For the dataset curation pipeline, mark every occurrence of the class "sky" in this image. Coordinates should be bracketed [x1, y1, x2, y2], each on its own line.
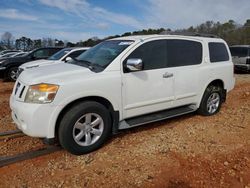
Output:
[0, 0, 249, 42]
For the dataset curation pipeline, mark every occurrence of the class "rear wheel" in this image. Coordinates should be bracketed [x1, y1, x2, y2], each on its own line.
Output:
[58, 101, 112, 155]
[198, 85, 223, 116]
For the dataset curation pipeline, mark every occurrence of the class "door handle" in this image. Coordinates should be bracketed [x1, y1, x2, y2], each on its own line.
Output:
[163, 72, 173, 78]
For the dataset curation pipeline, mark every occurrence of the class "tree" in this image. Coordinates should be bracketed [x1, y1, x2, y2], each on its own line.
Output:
[33, 39, 42, 49]
[66, 42, 75, 47]
[42, 38, 54, 47]
[47, 38, 54, 47]
[1, 32, 14, 49]
[15, 36, 33, 51]
[55, 39, 64, 47]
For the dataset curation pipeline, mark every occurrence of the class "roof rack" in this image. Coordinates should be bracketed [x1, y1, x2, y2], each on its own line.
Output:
[160, 31, 219, 38]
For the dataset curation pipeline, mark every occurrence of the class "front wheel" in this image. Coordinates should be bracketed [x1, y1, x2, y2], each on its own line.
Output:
[197, 85, 223, 116]
[58, 101, 112, 155]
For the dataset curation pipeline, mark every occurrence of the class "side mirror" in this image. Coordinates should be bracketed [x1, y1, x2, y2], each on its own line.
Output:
[65, 57, 72, 62]
[125, 58, 143, 72]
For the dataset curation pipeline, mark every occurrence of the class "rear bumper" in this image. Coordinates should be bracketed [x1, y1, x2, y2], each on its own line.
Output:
[235, 64, 250, 72]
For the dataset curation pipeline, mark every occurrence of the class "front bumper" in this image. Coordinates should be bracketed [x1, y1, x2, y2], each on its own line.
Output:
[234, 64, 250, 72]
[10, 95, 58, 138]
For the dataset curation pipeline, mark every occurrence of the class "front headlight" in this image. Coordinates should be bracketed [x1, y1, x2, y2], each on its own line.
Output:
[25, 83, 59, 104]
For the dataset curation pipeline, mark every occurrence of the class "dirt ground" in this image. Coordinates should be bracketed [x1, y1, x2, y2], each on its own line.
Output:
[0, 74, 250, 188]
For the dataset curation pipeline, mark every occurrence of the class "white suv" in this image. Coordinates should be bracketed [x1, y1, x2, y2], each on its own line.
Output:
[10, 34, 235, 155]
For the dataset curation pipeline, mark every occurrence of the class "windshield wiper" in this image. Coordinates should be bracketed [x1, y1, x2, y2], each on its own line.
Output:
[71, 58, 105, 72]
[71, 58, 94, 71]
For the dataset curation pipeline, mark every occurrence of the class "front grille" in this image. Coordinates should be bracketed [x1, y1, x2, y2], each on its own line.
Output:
[15, 82, 20, 95]
[19, 86, 26, 98]
[14, 81, 27, 100]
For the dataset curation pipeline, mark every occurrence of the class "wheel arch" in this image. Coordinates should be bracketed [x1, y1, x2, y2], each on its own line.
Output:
[54, 96, 119, 139]
[198, 79, 226, 108]
[207, 79, 225, 89]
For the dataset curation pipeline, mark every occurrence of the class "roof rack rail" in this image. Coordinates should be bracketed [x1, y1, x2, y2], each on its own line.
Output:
[160, 31, 219, 38]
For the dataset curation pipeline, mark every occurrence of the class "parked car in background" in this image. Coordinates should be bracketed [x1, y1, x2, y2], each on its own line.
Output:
[10, 34, 235, 155]
[11, 52, 28, 57]
[0, 52, 19, 58]
[0, 50, 21, 56]
[0, 47, 63, 81]
[230, 45, 250, 72]
[19, 47, 90, 72]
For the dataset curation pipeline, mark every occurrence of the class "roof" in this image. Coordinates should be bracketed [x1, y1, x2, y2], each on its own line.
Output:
[109, 35, 158, 41]
[109, 34, 224, 43]
[230, 45, 250, 48]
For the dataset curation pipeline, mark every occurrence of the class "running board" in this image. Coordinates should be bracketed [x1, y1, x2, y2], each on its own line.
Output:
[118, 105, 196, 130]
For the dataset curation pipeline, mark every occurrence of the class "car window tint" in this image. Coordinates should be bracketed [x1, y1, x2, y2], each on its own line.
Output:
[33, 49, 50, 58]
[209, 42, 229, 62]
[49, 49, 61, 56]
[126, 40, 167, 71]
[166, 40, 202, 67]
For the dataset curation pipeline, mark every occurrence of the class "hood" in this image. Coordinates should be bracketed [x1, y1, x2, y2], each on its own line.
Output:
[20, 59, 56, 69]
[5, 56, 28, 63]
[18, 62, 94, 85]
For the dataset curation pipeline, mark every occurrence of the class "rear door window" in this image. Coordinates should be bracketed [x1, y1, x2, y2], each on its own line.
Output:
[209, 42, 229, 62]
[166, 39, 202, 67]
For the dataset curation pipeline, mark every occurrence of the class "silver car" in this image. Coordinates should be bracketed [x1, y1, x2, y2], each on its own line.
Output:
[230, 45, 250, 72]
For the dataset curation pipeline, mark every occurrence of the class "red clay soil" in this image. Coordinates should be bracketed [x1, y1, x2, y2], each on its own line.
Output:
[0, 74, 250, 188]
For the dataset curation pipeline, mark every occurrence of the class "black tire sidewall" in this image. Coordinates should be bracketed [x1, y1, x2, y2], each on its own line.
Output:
[198, 85, 223, 116]
[58, 101, 112, 155]
[7, 67, 18, 81]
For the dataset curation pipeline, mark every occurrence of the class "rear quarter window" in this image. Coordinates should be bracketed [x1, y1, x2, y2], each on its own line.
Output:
[166, 39, 202, 67]
[209, 42, 229, 62]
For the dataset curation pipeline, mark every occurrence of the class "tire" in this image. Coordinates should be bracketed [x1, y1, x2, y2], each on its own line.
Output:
[7, 67, 19, 81]
[58, 101, 112, 155]
[197, 85, 223, 116]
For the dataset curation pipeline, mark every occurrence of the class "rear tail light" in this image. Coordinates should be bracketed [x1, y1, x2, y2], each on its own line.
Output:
[246, 58, 250, 65]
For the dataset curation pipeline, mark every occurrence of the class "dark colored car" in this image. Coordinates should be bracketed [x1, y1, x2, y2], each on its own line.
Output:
[0, 47, 63, 81]
[0, 50, 21, 55]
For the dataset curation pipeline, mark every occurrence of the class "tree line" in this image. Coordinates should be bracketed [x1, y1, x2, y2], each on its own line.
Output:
[0, 19, 249, 51]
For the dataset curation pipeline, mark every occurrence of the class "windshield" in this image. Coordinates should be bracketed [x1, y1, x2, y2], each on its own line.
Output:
[48, 48, 71, 60]
[69, 40, 133, 70]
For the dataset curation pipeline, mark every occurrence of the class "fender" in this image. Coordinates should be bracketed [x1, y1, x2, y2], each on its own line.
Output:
[46, 91, 121, 138]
